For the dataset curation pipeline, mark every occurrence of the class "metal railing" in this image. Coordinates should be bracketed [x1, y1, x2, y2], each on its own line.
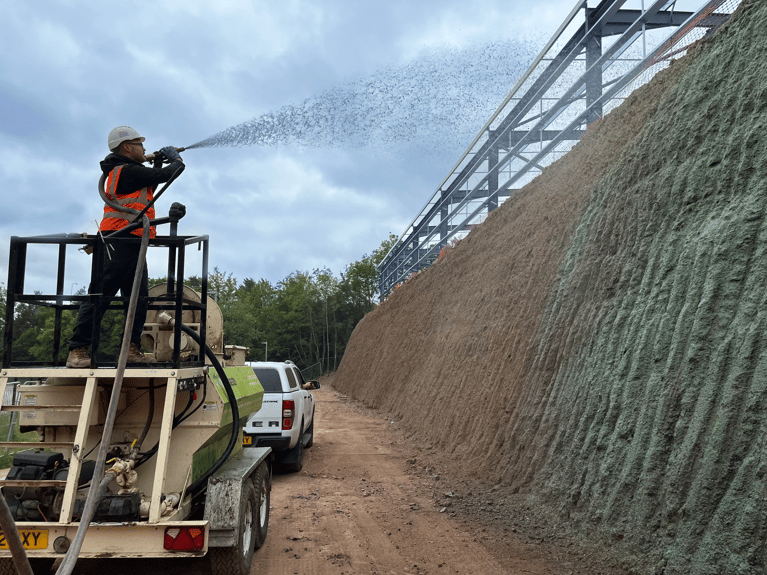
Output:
[1, 382, 18, 448]
[3, 232, 210, 369]
[378, 0, 742, 296]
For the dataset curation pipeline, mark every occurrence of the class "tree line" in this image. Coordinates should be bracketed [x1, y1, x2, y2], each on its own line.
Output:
[0, 235, 397, 376]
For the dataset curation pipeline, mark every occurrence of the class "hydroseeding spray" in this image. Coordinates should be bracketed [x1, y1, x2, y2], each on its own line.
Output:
[185, 39, 538, 154]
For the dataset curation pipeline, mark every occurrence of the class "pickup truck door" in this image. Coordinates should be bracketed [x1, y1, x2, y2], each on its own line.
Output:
[292, 367, 314, 426]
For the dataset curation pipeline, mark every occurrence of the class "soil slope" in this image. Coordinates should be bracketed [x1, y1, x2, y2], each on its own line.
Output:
[333, 2, 767, 573]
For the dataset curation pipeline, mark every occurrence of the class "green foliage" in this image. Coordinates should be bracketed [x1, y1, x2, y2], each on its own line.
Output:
[29, 307, 76, 363]
[0, 415, 39, 468]
[1, 235, 396, 376]
[373, 233, 399, 266]
[341, 233, 398, 306]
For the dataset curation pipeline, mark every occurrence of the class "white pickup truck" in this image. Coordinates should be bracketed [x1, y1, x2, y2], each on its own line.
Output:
[242, 361, 319, 471]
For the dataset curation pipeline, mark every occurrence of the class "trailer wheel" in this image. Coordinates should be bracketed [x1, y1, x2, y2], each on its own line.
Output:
[252, 461, 270, 549]
[209, 480, 257, 575]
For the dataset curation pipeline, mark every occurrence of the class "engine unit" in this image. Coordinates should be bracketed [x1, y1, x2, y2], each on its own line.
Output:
[3, 449, 95, 522]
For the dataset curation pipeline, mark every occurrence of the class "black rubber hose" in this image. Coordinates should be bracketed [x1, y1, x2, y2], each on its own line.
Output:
[178, 390, 195, 422]
[130, 163, 185, 221]
[135, 375, 208, 468]
[136, 378, 155, 449]
[135, 389, 194, 468]
[176, 374, 207, 426]
[176, 323, 240, 497]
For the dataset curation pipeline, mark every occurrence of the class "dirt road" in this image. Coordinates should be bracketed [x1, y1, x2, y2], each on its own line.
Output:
[249, 385, 583, 575]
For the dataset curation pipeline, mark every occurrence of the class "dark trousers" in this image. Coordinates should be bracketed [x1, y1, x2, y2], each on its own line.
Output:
[69, 242, 149, 351]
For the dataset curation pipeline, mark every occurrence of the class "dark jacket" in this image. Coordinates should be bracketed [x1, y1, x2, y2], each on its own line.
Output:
[100, 153, 184, 194]
[99, 153, 185, 237]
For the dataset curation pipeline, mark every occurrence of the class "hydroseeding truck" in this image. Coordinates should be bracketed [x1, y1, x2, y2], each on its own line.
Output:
[0, 224, 270, 575]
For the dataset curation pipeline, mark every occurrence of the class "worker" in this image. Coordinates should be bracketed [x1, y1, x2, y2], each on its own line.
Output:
[66, 126, 186, 369]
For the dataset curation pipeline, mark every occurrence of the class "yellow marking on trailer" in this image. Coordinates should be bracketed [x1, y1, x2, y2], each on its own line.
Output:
[0, 530, 48, 550]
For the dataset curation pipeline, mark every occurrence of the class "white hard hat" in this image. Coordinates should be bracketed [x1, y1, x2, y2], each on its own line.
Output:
[108, 126, 145, 151]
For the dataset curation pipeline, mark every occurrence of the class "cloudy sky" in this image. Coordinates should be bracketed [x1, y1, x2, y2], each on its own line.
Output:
[1, 0, 583, 295]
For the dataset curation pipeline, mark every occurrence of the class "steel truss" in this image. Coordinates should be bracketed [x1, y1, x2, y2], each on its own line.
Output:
[378, 0, 742, 296]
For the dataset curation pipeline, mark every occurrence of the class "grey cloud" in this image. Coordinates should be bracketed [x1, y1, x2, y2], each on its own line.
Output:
[0, 0, 567, 290]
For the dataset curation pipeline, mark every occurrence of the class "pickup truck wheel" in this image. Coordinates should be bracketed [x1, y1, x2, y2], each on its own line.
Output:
[281, 423, 305, 472]
[209, 480, 257, 575]
[305, 408, 315, 448]
[252, 461, 270, 549]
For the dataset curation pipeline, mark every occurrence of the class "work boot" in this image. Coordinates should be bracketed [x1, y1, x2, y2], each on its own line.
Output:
[66, 347, 91, 368]
[128, 342, 152, 364]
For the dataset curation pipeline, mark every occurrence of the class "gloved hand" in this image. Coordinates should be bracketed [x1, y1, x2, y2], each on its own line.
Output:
[168, 202, 186, 222]
[160, 146, 181, 162]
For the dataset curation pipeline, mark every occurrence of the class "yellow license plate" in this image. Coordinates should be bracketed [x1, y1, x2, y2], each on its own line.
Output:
[242, 435, 252, 446]
[0, 530, 48, 550]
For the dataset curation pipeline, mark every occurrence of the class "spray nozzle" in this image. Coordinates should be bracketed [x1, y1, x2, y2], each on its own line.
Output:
[144, 147, 186, 163]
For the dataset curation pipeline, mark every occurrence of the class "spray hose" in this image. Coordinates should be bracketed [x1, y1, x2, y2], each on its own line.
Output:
[141, 315, 241, 494]
[55, 213, 151, 575]
[177, 323, 240, 497]
[144, 146, 185, 163]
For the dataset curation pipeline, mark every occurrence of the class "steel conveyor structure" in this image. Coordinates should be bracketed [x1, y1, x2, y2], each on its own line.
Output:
[378, 0, 742, 296]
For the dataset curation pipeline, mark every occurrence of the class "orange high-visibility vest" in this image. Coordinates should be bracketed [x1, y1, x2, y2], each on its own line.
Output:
[99, 165, 156, 238]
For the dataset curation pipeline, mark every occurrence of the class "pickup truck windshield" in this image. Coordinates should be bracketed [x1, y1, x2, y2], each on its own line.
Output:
[252, 368, 283, 393]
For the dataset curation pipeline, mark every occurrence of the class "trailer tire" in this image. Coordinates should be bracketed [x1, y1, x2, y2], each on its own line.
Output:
[209, 480, 257, 575]
[252, 461, 270, 549]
